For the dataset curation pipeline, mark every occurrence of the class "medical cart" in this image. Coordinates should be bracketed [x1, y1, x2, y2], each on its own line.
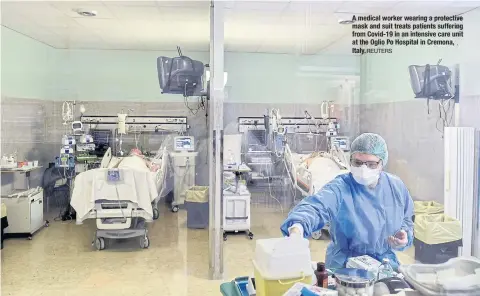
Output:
[1, 166, 49, 240]
[223, 164, 253, 241]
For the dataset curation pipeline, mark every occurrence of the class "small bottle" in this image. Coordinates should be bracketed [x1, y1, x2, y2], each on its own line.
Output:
[315, 262, 328, 288]
[377, 258, 394, 280]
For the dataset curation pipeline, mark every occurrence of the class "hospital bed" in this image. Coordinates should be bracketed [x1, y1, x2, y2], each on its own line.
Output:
[284, 144, 349, 197]
[71, 147, 170, 250]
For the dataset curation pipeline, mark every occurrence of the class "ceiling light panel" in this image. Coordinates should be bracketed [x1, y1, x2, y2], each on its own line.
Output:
[49, 1, 114, 19]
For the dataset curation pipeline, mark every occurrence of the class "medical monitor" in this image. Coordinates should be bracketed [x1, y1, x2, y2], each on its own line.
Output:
[174, 136, 195, 152]
[157, 56, 204, 96]
[408, 64, 454, 100]
[331, 136, 350, 151]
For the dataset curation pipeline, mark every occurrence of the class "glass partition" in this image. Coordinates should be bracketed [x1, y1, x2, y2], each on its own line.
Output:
[1, 1, 213, 295]
[220, 0, 480, 291]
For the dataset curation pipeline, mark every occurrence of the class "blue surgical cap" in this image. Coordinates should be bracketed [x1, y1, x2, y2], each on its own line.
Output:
[351, 133, 388, 166]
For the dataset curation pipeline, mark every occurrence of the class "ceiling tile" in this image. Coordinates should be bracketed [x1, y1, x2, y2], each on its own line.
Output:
[47, 23, 93, 37]
[102, 1, 158, 6]
[156, 0, 209, 8]
[157, 6, 209, 22]
[447, 1, 480, 8]
[74, 18, 121, 31]
[3, 2, 64, 18]
[225, 9, 282, 24]
[1, 0, 360, 53]
[389, 1, 451, 14]
[280, 12, 339, 26]
[232, 1, 289, 12]
[337, 1, 398, 14]
[285, 1, 344, 14]
[106, 4, 162, 20]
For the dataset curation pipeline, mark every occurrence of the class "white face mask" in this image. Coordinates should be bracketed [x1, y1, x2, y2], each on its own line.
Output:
[351, 165, 381, 186]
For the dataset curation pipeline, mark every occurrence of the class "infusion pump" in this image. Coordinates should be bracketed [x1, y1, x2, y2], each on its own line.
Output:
[174, 136, 195, 152]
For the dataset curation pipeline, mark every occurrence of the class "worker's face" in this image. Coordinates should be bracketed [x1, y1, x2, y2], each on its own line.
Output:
[351, 153, 383, 170]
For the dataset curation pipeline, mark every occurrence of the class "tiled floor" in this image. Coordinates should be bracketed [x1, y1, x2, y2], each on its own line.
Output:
[1, 206, 414, 296]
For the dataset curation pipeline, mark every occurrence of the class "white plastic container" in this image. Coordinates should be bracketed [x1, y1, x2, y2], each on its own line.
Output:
[254, 237, 314, 296]
[255, 237, 312, 279]
[334, 269, 375, 296]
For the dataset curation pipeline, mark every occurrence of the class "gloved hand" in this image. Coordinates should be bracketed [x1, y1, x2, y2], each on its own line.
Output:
[388, 230, 408, 248]
[288, 226, 302, 237]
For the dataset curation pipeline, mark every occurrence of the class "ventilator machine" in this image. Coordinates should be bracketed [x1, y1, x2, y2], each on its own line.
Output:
[170, 136, 198, 212]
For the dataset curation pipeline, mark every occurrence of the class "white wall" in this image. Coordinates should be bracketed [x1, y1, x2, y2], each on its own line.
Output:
[1, 27, 55, 99]
[1, 27, 360, 104]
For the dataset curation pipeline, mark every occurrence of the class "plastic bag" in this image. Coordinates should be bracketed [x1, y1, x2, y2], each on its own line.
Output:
[185, 186, 209, 203]
[414, 214, 461, 244]
[414, 201, 444, 215]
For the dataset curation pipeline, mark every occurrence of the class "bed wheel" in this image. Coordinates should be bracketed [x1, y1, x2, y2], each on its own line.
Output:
[248, 232, 254, 240]
[153, 208, 159, 220]
[141, 236, 150, 249]
[171, 206, 179, 213]
[95, 237, 105, 250]
[312, 230, 323, 240]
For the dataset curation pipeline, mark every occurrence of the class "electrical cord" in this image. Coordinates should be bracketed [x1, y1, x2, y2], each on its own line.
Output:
[435, 96, 455, 136]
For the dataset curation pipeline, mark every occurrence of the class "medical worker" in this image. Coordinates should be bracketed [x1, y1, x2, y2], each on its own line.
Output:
[281, 133, 414, 270]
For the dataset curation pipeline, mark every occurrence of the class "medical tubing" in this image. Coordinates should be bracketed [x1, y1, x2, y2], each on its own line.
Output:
[62, 101, 73, 125]
[264, 162, 284, 213]
[282, 146, 297, 205]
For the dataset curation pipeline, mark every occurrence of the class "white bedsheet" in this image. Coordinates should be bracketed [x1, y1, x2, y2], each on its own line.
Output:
[292, 153, 348, 194]
[308, 157, 348, 193]
[71, 156, 159, 223]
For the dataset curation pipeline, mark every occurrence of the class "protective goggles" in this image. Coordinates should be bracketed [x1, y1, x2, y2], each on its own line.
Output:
[350, 158, 382, 169]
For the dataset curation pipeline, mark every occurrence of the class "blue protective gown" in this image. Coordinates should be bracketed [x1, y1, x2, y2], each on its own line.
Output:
[281, 172, 414, 270]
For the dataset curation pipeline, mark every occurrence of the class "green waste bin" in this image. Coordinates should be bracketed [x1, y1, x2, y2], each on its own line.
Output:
[414, 214, 462, 264]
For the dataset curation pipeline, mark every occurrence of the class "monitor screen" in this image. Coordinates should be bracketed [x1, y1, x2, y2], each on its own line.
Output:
[175, 137, 194, 151]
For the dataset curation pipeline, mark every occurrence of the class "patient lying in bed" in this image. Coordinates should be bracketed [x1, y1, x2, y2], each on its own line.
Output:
[297, 152, 349, 194]
[71, 149, 160, 224]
